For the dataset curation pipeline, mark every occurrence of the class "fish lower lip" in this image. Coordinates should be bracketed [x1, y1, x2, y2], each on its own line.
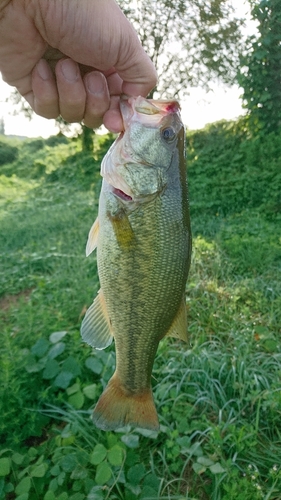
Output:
[113, 188, 133, 202]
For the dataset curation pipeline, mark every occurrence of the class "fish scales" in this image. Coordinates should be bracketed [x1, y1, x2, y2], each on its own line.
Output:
[81, 96, 191, 430]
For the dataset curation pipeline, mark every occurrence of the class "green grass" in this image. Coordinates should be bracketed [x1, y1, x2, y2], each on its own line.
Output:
[0, 125, 280, 500]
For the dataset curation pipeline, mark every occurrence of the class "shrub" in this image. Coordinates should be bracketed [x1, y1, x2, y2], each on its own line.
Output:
[0, 140, 18, 165]
[187, 119, 281, 218]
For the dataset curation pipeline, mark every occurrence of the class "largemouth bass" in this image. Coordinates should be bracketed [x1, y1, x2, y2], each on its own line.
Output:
[81, 95, 191, 431]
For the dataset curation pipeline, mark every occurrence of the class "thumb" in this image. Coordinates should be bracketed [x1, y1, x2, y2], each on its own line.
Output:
[106, 3, 157, 96]
[118, 46, 157, 98]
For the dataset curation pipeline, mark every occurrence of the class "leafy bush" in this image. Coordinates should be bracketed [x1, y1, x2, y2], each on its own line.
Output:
[187, 119, 281, 217]
[45, 134, 69, 148]
[23, 138, 45, 153]
[47, 151, 101, 187]
[0, 139, 18, 165]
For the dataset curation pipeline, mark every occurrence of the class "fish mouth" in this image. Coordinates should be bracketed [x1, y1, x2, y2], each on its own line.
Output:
[112, 187, 133, 202]
[120, 95, 181, 130]
[110, 183, 160, 206]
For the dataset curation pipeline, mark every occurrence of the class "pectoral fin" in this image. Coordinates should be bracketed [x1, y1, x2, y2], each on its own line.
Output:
[86, 217, 99, 256]
[109, 211, 135, 249]
[81, 289, 113, 349]
[166, 297, 188, 342]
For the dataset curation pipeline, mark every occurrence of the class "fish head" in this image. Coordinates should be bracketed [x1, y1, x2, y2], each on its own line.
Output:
[101, 96, 184, 204]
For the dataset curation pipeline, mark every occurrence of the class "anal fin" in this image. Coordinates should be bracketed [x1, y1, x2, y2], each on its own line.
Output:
[81, 289, 113, 349]
[165, 297, 188, 342]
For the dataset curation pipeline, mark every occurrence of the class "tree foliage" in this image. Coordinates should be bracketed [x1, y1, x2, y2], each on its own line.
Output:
[119, 0, 244, 98]
[238, 0, 281, 134]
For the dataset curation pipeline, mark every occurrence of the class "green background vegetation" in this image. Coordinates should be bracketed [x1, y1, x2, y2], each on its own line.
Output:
[1, 0, 281, 497]
[0, 118, 280, 499]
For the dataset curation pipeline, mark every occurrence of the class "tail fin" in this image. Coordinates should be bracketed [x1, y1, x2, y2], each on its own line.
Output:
[92, 372, 159, 431]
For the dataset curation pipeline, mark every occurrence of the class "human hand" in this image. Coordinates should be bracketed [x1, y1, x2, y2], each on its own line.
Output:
[0, 0, 157, 132]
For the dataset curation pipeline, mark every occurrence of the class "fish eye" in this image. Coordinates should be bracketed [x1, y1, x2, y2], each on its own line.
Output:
[161, 126, 176, 142]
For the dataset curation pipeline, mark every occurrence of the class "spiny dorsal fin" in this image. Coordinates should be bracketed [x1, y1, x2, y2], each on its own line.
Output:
[165, 297, 188, 342]
[86, 217, 99, 256]
[81, 289, 113, 349]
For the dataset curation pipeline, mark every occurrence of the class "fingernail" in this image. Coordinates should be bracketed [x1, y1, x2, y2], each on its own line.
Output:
[37, 60, 51, 81]
[61, 59, 79, 82]
[86, 72, 105, 95]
